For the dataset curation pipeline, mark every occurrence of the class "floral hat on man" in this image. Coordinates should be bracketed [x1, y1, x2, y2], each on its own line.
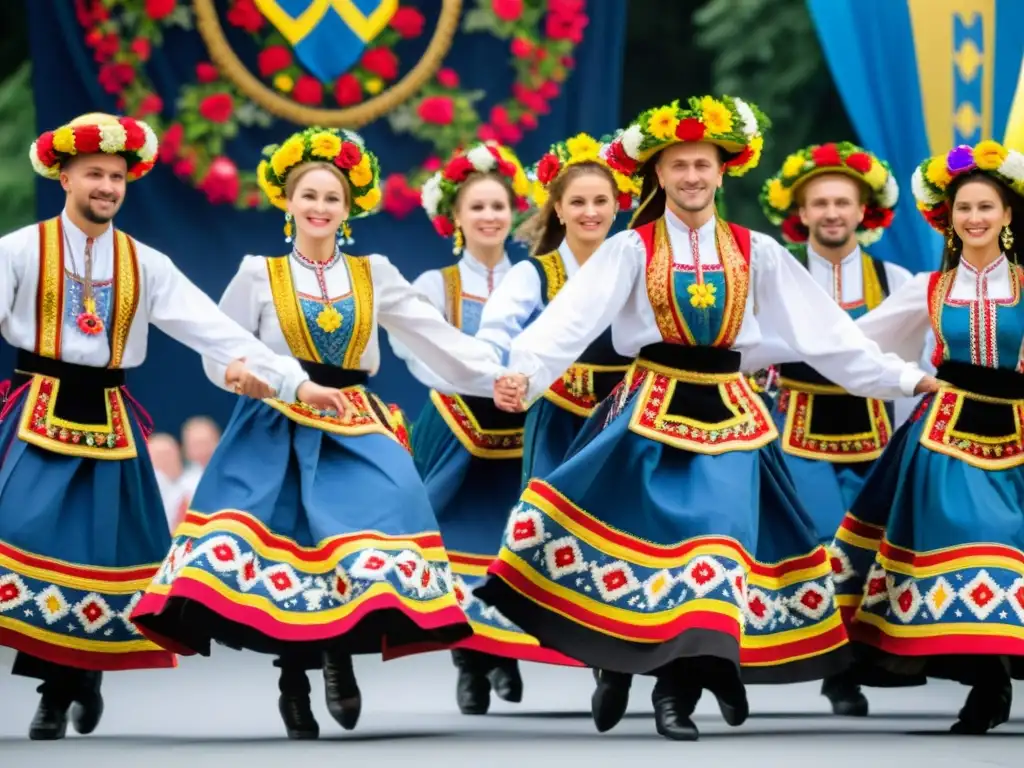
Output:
[30, 112, 159, 181]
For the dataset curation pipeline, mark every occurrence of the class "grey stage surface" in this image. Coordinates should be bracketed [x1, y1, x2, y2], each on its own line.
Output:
[1, 647, 1020, 767]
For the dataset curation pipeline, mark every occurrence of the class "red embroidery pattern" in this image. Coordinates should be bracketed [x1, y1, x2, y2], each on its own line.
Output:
[24, 377, 130, 451]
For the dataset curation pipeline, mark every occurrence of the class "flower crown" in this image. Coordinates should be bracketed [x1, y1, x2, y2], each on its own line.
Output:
[529, 132, 640, 211]
[257, 127, 382, 219]
[605, 95, 770, 181]
[760, 142, 899, 246]
[421, 141, 531, 238]
[30, 113, 159, 182]
[912, 140, 1024, 233]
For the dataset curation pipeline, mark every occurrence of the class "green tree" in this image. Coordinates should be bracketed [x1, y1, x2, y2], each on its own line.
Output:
[694, 0, 854, 229]
[0, 62, 36, 233]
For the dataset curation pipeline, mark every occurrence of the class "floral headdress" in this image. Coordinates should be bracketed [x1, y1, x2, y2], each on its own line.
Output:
[760, 142, 899, 246]
[529, 132, 640, 211]
[912, 140, 1024, 233]
[421, 141, 531, 253]
[257, 126, 381, 243]
[30, 112, 159, 182]
[604, 95, 770, 182]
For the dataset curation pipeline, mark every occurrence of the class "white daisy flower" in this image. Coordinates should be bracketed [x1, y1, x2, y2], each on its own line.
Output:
[997, 149, 1024, 184]
[621, 124, 644, 159]
[732, 98, 759, 138]
[911, 167, 942, 206]
[99, 123, 128, 154]
[467, 145, 496, 172]
[420, 173, 443, 217]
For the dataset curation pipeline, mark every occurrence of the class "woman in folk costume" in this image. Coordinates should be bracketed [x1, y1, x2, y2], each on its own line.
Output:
[483, 95, 940, 741]
[756, 143, 914, 716]
[830, 140, 1024, 734]
[389, 141, 547, 715]
[475, 133, 638, 486]
[131, 127, 506, 740]
[0, 113, 341, 741]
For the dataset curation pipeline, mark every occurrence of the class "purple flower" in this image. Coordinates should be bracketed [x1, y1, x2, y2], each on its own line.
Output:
[946, 145, 976, 175]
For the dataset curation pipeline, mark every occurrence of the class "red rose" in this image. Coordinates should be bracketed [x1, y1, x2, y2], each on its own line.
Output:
[98, 62, 135, 94]
[436, 68, 459, 89]
[382, 174, 421, 218]
[845, 151, 872, 174]
[536, 153, 561, 184]
[159, 123, 183, 163]
[35, 132, 57, 167]
[497, 123, 522, 144]
[617, 192, 633, 211]
[198, 93, 234, 123]
[433, 215, 455, 237]
[75, 0, 108, 27]
[91, 33, 119, 63]
[120, 118, 146, 152]
[492, 0, 523, 21]
[173, 156, 195, 177]
[548, 0, 585, 15]
[516, 196, 530, 212]
[361, 48, 399, 81]
[605, 141, 637, 176]
[418, 95, 455, 126]
[334, 74, 363, 106]
[334, 141, 363, 170]
[292, 75, 323, 105]
[519, 112, 537, 130]
[724, 145, 753, 169]
[546, 12, 588, 43]
[538, 81, 560, 100]
[781, 215, 809, 243]
[811, 143, 842, 167]
[390, 7, 425, 38]
[510, 37, 532, 58]
[496, 158, 517, 179]
[477, 125, 500, 142]
[130, 37, 152, 61]
[443, 156, 474, 183]
[862, 206, 895, 230]
[144, 0, 176, 20]
[73, 125, 102, 154]
[196, 62, 219, 83]
[490, 105, 510, 126]
[257, 45, 292, 77]
[226, 0, 264, 32]
[200, 156, 240, 204]
[512, 83, 548, 114]
[423, 156, 442, 172]
[136, 93, 163, 118]
[676, 117, 706, 142]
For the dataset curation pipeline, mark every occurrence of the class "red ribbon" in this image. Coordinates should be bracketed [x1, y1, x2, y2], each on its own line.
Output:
[120, 386, 155, 439]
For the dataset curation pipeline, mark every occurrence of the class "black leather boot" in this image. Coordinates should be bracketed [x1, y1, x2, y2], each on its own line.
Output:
[651, 669, 701, 741]
[591, 670, 632, 733]
[322, 651, 361, 730]
[702, 657, 749, 727]
[28, 682, 72, 741]
[950, 675, 1013, 734]
[487, 658, 523, 703]
[821, 670, 868, 717]
[277, 663, 318, 740]
[452, 649, 491, 715]
[71, 670, 104, 735]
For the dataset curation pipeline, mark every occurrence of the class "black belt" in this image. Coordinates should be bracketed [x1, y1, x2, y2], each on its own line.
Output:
[12, 349, 125, 424]
[637, 343, 741, 374]
[299, 360, 368, 389]
[778, 362, 832, 387]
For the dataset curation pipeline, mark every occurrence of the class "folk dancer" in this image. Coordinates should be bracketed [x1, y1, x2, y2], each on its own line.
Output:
[484, 96, 939, 740]
[757, 142, 915, 715]
[131, 128, 508, 739]
[0, 113, 342, 740]
[832, 140, 1024, 734]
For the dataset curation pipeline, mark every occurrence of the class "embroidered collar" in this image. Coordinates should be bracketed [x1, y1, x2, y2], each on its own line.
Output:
[461, 251, 511, 277]
[959, 254, 1006, 276]
[807, 243, 861, 267]
[663, 208, 716, 239]
[291, 246, 342, 271]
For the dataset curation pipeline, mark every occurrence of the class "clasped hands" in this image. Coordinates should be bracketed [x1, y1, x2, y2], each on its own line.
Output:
[224, 358, 359, 419]
[494, 373, 529, 413]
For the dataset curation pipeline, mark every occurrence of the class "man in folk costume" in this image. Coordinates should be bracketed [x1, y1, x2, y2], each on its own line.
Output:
[757, 143, 920, 715]
[0, 113, 347, 740]
[484, 96, 940, 741]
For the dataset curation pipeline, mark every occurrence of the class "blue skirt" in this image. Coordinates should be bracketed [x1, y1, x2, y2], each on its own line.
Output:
[476, 383, 848, 682]
[132, 396, 471, 659]
[410, 399, 580, 665]
[520, 398, 586, 489]
[0, 383, 175, 671]
[831, 394, 1024, 682]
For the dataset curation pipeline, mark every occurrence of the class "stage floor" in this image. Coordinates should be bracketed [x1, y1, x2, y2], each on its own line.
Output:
[1, 648, 1020, 767]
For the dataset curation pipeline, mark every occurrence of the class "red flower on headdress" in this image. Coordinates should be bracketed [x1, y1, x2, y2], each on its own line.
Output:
[862, 206, 895, 230]
[844, 152, 872, 174]
[120, 118, 146, 152]
[334, 141, 362, 170]
[811, 143, 842, 167]
[675, 118, 706, 143]
[617, 192, 633, 211]
[443, 155, 474, 183]
[73, 125, 102, 154]
[536, 153, 561, 184]
[36, 132, 57, 167]
[496, 158, 517, 179]
[781, 215, 809, 243]
[724, 145, 753, 169]
[605, 141, 637, 176]
[432, 215, 455, 237]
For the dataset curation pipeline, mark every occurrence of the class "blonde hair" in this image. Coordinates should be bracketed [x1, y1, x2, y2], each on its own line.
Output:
[515, 162, 617, 255]
[284, 161, 350, 204]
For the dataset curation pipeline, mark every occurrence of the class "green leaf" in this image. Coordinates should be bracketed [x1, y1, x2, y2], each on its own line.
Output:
[462, 8, 498, 34]
[166, 5, 193, 30]
[184, 120, 209, 143]
[0, 63, 35, 232]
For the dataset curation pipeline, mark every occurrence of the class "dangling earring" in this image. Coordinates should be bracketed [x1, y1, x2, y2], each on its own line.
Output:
[453, 228, 464, 255]
[1001, 225, 1014, 252]
[945, 225, 957, 251]
[284, 212, 294, 244]
[338, 220, 353, 246]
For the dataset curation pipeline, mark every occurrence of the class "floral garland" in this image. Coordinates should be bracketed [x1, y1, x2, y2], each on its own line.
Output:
[760, 142, 899, 246]
[912, 140, 1024, 233]
[605, 95, 770, 182]
[72, 0, 588, 217]
[421, 140, 531, 241]
[30, 114, 159, 181]
[531, 132, 638, 210]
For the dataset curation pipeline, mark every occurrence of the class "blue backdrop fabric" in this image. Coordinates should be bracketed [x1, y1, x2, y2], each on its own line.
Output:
[23, 0, 627, 434]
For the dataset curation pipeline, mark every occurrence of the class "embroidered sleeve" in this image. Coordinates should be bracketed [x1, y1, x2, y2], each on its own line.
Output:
[475, 260, 544, 363]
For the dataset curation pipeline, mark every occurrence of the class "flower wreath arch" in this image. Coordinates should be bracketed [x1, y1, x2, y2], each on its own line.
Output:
[73, 0, 588, 217]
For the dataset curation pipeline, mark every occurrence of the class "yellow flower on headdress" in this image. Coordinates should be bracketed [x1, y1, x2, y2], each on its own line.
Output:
[349, 154, 373, 187]
[257, 160, 287, 208]
[863, 158, 887, 189]
[699, 97, 733, 135]
[354, 187, 381, 212]
[925, 156, 952, 188]
[748, 134, 764, 169]
[531, 178, 549, 207]
[53, 127, 76, 155]
[565, 133, 601, 161]
[512, 168, 530, 197]
[781, 153, 805, 179]
[272, 136, 305, 177]
[614, 172, 638, 195]
[310, 132, 341, 160]
[646, 106, 679, 140]
[766, 178, 792, 211]
[974, 140, 1008, 171]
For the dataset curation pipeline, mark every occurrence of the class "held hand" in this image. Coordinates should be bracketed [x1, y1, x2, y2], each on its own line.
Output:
[225, 358, 276, 400]
[913, 375, 944, 395]
[297, 381, 360, 421]
[494, 374, 528, 413]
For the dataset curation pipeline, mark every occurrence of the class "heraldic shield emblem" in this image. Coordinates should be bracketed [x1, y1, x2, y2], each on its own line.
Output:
[193, 0, 460, 126]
